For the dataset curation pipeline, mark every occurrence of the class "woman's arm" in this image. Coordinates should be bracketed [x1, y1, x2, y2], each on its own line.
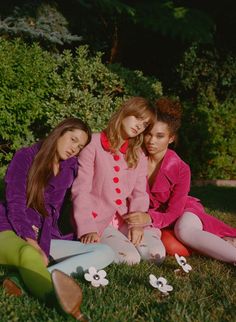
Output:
[149, 164, 191, 229]
[5, 148, 38, 240]
[71, 140, 98, 239]
[127, 153, 150, 214]
[124, 153, 150, 245]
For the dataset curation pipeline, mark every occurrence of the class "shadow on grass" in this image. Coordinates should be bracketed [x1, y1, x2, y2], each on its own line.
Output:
[190, 185, 236, 214]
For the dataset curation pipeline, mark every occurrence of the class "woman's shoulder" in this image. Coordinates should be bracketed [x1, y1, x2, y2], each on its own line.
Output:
[165, 149, 189, 167]
[91, 132, 101, 142]
[84, 132, 104, 150]
[77, 133, 102, 159]
[11, 142, 40, 162]
[5, 143, 41, 178]
[162, 149, 190, 181]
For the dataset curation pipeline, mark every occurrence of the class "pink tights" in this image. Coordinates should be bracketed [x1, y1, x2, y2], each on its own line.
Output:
[174, 212, 236, 264]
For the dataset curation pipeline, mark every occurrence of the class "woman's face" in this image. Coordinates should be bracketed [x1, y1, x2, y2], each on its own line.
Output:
[56, 129, 88, 160]
[144, 121, 174, 155]
[121, 116, 150, 139]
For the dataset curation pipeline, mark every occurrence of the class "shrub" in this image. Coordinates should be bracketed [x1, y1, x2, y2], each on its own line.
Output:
[0, 39, 162, 169]
[176, 44, 236, 179]
[0, 39, 57, 161]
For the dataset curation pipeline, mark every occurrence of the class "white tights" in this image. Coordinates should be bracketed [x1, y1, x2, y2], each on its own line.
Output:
[100, 225, 166, 265]
[174, 212, 236, 263]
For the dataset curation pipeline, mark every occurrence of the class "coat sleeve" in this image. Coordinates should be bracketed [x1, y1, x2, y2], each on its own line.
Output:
[71, 141, 98, 238]
[149, 163, 191, 229]
[128, 153, 150, 213]
[5, 148, 38, 240]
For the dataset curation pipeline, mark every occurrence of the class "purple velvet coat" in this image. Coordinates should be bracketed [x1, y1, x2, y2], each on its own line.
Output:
[0, 143, 78, 256]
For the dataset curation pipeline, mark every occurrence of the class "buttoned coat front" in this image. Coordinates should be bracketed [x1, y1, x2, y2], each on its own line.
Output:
[0, 143, 78, 256]
[147, 149, 236, 237]
[72, 132, 149, 238]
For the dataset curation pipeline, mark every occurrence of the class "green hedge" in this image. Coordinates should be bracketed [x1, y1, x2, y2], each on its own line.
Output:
[1, 39, 235, 179]
[176, 44, 236, 179]
[0, 38, 162, 171]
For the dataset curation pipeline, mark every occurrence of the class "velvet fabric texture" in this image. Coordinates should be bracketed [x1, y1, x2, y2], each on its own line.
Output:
[147, 149, 236, 238]
[0, 143, 78, 256]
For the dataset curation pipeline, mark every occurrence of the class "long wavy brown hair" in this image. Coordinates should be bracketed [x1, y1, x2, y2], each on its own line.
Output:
[105, 97, 156, 168]
[27, 117, 91, 217]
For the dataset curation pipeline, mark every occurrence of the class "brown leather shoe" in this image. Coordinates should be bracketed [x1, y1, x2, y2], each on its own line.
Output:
[51, 269, 87, 321]
[3, 278, 23, 297]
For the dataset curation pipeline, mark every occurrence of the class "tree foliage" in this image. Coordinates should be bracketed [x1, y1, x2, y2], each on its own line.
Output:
[0, 1, 82, 49]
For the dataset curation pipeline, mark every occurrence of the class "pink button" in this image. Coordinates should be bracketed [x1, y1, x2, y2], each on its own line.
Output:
[113, 155, 120, 161]
[114, 166, 120, 172]
[115, 199, 122, 205]
[115, 188, 121, 193]
[113, 177, 119, 183]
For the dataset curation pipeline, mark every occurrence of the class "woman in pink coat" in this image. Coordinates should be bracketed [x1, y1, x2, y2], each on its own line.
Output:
[72, 97, 166, 265]
[139, 97, 236, 264]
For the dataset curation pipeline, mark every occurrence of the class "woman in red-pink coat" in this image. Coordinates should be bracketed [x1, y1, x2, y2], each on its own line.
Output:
[126, 97, 236, 264]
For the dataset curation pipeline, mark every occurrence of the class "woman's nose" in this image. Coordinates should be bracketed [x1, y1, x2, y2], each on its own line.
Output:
[148, 136, 154, 143]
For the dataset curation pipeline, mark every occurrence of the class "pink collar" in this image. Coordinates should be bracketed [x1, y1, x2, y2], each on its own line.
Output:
[100, 131, 129, 154]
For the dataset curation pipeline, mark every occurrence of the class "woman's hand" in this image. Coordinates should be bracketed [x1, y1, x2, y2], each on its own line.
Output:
[128, 227, 144, 246]
[80, 232, 100, 244]
[123, 212, 152, 226]
[25, 237, 49, 266]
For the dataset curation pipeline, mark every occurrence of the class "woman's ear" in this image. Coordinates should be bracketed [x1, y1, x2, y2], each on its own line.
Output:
[168, 135, 175, 145]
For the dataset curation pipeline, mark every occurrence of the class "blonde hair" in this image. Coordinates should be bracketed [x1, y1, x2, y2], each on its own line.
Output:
[105, 97, 156, 168]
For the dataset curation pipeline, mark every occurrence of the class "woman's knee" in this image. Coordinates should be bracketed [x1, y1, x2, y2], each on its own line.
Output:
[93, 243, 116, 262]
[115, 248, 141, 265]
[149, 243, 166, 265]
[18, 244, 42, 266]
[139, 242, 166, 264]
[155, 242, 166, 263]
[174, 212, 202, 242]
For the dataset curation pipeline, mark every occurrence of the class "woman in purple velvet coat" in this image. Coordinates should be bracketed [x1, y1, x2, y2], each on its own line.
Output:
[0, 118, 114, 320]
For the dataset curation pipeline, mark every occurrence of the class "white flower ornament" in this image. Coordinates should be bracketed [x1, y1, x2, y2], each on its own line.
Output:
[149, 274, 173, 295]
[175, 253, 192, 273]
[84, 267, 109, 287]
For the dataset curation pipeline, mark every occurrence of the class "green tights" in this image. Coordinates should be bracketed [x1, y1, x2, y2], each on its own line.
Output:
[0, 230, 53, 300]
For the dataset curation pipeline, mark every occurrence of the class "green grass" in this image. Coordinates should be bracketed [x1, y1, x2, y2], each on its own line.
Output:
[0, 183, 236, 322]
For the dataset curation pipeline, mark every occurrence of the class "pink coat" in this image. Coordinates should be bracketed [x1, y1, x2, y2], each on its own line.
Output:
[72, 132, 149, 238]
[148, 149, 236, 237]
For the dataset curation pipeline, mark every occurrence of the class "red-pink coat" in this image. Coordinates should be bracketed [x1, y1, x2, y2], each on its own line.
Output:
[72, 132, 149, 238]
[147, 149, 236, 237]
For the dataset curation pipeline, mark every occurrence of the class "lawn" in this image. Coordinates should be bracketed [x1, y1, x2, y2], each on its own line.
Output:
[0, 184, 236, 322]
